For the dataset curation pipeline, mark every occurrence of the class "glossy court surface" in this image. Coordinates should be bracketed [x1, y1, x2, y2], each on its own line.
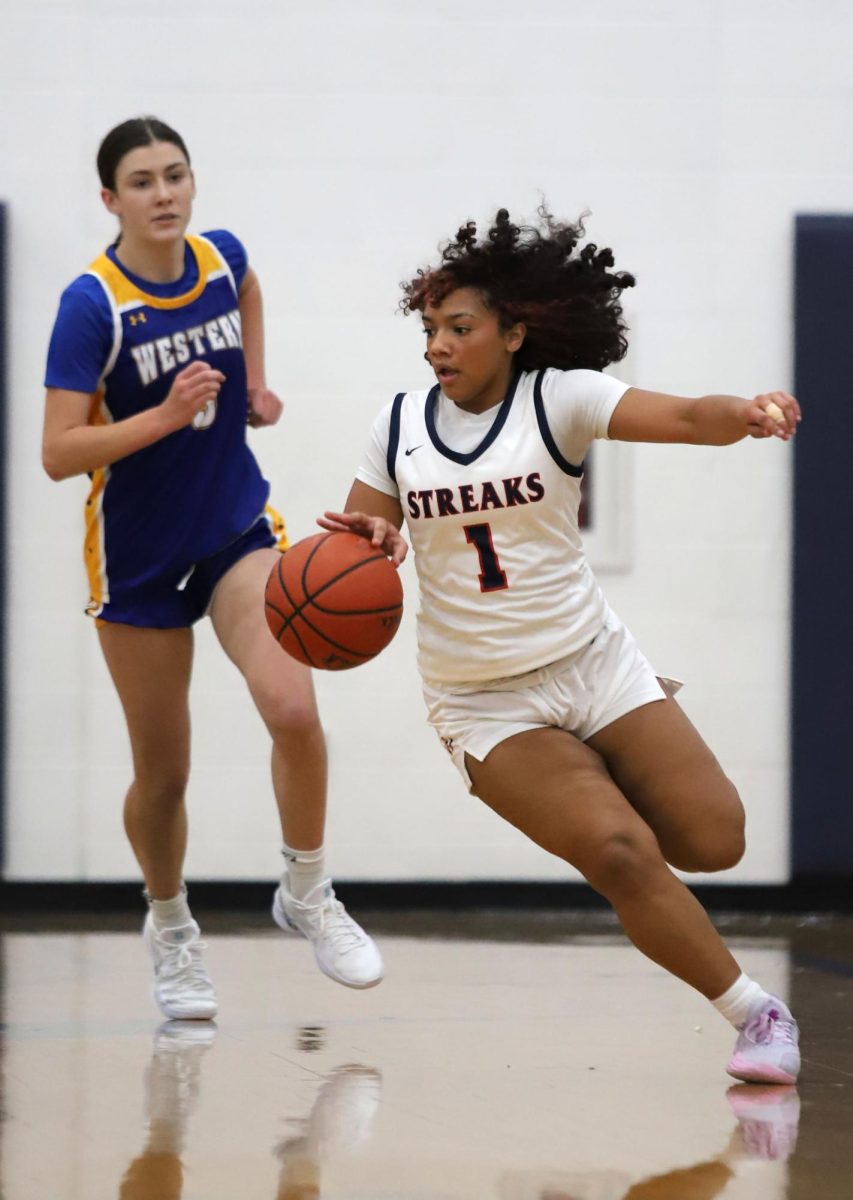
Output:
[1, 908, 851, 1199]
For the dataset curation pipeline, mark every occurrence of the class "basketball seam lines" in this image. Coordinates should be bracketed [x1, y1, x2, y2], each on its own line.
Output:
[266, 536, 402, 664]
[267, 591, 378, 661]
[272, 554, 320, 668]
[300, 540, 397, 607]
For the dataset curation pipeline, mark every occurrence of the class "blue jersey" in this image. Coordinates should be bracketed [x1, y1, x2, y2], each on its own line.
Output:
[45, 230, 270, 615]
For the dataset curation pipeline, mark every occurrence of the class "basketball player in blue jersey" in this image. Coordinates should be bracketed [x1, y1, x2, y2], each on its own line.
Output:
[42, 117, 382, 1021]
[322, 208, 802, 1085]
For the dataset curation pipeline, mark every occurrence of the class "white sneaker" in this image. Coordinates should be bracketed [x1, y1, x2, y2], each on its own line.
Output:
[272, 878, 383, 989]
[726, 995, 800, 1084]
[143, 914, 219, 1020]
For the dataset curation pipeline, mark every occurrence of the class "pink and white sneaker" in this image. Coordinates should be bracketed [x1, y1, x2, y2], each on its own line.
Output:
[727, 995, 800, 1084]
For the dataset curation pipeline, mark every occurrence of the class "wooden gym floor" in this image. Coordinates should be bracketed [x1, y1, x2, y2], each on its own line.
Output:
[1, 907, 851, 1199]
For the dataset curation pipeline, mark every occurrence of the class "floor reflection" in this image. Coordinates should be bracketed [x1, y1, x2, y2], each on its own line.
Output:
[117, 1019, 382, 1200]
[725, 1084, 800, 1163]
[274, 1062, 383, 1199]
[497, 1085, 800, 1200]
[119, 1021, 216, 1200]
[115, 1016, 801, 1200]
[2, 917, 852, 1199]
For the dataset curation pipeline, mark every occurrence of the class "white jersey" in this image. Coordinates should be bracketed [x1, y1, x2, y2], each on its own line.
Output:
[356, 367, 629, 686]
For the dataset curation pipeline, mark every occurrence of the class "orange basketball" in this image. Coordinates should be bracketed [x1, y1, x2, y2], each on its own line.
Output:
[264, 531, 403, 670]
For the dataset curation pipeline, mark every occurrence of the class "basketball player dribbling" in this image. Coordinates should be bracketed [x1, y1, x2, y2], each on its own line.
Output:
[322, 207, 801, 1084]
[41, 117, 382, 1021]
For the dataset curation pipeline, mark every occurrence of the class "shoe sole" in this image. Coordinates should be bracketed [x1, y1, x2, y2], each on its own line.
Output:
[726, 1055, 798, 1085]
[272, 894, 383, 990]
[153, 987, 218, 1021]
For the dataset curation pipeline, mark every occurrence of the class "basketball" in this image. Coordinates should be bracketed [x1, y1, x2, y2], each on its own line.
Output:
[264, 531, 404, 670]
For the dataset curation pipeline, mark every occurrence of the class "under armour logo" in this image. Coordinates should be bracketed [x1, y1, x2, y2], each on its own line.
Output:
[129, 312, 147, 326]
[405, 445, 422, 456]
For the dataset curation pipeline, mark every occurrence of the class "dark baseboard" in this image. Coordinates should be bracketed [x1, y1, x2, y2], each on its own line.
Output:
[0, 877, 850, 915]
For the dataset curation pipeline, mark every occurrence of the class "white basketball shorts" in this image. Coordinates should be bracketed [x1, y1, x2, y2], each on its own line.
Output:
[422, 608, 681, 791]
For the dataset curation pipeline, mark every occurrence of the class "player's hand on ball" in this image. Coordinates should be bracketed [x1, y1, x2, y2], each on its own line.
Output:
[161, 360, 225, 431]
[746, 391, 801, 440]
[247, 387, 283, 427]
[318, 510, 409, 566]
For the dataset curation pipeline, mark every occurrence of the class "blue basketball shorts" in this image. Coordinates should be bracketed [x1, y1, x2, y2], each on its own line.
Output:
[91, 507, 288, 629]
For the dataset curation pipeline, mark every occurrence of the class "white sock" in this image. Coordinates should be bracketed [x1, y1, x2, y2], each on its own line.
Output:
[712, 973, 772, 1029]
[281, 843, 325, 901]
[146, 885, 193, 931]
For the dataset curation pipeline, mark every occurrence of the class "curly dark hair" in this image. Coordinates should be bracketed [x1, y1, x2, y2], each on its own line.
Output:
[400, 206, 635, 371]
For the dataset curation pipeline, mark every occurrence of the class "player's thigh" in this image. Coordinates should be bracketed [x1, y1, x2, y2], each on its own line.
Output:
[585, 692, 745, 871]
[466, 727, 665, 888]
[97, 623, 193, 781]
[209, 548, 320, 730]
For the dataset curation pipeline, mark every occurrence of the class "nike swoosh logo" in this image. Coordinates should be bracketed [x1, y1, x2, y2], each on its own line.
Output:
[405, 445, 422, 456]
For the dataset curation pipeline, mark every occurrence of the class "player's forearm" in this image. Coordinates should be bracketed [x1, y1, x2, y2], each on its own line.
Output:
[42, 407, 177, 481]
[687, 395, 751, 445]
[239, 269, 266, 390]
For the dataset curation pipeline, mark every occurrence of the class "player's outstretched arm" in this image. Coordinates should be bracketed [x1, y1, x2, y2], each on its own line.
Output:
[319, 481, 408, 566]
[608, 387, 801, 446]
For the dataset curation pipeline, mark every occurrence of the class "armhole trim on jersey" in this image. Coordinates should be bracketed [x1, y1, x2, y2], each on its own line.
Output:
[85, 271, 123, 384]
[194, 233, 239, 300]
[386, 393, 405, 485]
[533, 369, 584, 478]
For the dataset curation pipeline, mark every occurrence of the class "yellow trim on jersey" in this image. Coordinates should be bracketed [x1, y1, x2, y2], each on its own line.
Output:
[84, 468, 108, 615]
[84, 392, 111, 615]
[264, 502, 290, 551]
[87, 235, 228, 310]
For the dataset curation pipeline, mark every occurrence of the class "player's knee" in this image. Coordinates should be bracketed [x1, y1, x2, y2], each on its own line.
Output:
[672, 820, 745, 873]
[258, 686, 322, 741]
[582, 829, 663, 898]
[667, 786, 746, 873]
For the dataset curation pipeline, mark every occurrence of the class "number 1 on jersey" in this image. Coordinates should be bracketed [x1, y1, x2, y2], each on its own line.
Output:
[464, 523, 508, 592]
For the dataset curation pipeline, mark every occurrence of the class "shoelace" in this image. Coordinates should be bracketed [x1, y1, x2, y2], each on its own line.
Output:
[156, 936, 212, 992]
[747, 1009, 797, 1047]
[309, 898, 367, 954]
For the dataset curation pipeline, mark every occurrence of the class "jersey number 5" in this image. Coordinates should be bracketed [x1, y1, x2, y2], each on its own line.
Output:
[192, 398, 218, 430]
[464, 523, 508, 592]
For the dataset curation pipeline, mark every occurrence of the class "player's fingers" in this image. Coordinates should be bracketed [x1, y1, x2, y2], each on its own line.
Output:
[324, 509, 369, 531]
[323, 509, 352, 522]
[187, 375, 223, 402]
[319, 511, 366, 535]
[262, 389, 284, 415]
[370, 520, 389, 547]
[177, 360, 223, 386]
[784, 392, 802, 422]
[755, 393, 798, 436]
[178, 358, 209, 378]
[748, 403, 787, 440]
[768, 391, 801, 426]
[748, 419, 778, 440]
